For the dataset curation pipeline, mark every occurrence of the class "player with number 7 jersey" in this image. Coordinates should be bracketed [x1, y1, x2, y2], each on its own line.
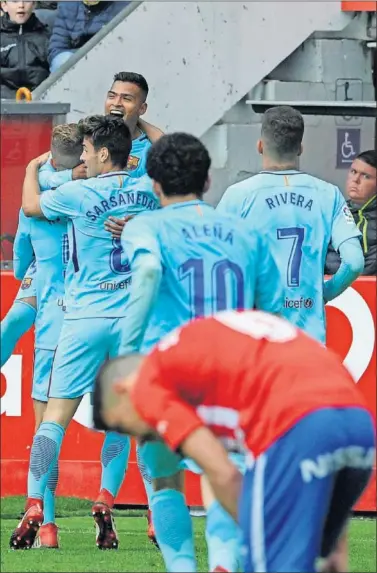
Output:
[217, 106, 364, 343]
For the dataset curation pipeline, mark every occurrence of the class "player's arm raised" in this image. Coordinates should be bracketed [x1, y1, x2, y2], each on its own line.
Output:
[22, 152, 50, 217]
[138, 119, 164, 143]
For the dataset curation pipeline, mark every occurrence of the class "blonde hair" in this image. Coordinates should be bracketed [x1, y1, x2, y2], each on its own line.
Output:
[51, 123, 83, 169]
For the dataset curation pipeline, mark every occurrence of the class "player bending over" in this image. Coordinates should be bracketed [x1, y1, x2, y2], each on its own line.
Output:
[110, 133, 282, 572]
[93, 310, 375, 573]
[9, 115, 159, 551]
[217, 106, 364, 343]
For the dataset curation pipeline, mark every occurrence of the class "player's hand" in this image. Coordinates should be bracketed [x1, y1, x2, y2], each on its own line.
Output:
[28, 151, 50, 169]
[72, 163, 87, 180]
[104, 215, 134, 239]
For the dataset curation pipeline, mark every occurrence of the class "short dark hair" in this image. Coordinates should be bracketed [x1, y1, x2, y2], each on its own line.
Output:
[78, 114, 132, 169]
[261, 106, 304, 159]
[93, 355, 143, 432]
[146, 132, 211, 197]
[355, 150, 376, 169]
[51, 123, 82, 169]
[112, 71, 149, 101]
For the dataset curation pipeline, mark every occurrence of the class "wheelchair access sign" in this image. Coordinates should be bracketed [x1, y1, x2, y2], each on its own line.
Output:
[336, 128, 360, 169]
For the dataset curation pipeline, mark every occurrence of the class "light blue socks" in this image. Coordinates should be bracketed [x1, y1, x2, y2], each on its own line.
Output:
[43, 461, 59, 525]
[151, 489, 196, 572]
[100, 432, 131, 498]
[206, 500, 242, 572]
[28, 422, 65, 502]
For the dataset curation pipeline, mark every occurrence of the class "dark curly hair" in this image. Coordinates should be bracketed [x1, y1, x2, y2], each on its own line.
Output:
[77, 114, 131, 169]
[146, 133, 211, 197]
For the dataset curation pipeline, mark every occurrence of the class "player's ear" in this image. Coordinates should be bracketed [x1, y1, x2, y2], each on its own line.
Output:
[298, 143, 303, 157]
[257, 139, 263, 155]
[99, 147, 109, 164]
[139, 102, 147, 117]
[152, 180, 163, 198]
[50, 157, 57, 169]
[203, 175, 211, 195]
[113, 379, 129, 396]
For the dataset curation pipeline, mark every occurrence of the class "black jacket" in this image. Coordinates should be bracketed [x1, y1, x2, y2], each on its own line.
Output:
[325, 195, 377, 276]
[0, 13, 50, 98]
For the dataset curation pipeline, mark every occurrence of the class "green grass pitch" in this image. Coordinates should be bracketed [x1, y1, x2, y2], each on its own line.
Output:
[1, 497, 375, 572]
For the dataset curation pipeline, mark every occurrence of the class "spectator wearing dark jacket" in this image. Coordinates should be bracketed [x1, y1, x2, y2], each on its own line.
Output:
[48, 0, 129, 73]
[1, 1, 49, 99]
[325, 150, 377, 276]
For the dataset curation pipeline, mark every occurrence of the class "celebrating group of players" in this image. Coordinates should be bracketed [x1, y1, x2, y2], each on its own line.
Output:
[2, 69, 375, 573]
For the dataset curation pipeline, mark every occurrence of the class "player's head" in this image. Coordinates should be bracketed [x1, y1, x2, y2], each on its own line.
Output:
[77, 114, 132, 177]
[105, 71, 148, 132]
[93, 355, 157, 440]
[1, 1, 35, 25]
[146, 132, 211, 203]
[347, 150, 376, 205]
[258, 106, 304, 166]
[50, 123, 83, 171]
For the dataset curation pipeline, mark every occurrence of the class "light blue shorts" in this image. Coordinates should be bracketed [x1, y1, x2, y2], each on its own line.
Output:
[48, 316, 129, 399]
[16, 261, 37, 301]
[32, 348, 55, 402]
[139, 441, 246, 480]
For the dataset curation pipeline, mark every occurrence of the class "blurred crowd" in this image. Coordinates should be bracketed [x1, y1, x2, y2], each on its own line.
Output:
[0, 0, 129, 99]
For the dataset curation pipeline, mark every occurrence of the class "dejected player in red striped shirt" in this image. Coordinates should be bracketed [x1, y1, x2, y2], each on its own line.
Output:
[93, 310, 375, 573]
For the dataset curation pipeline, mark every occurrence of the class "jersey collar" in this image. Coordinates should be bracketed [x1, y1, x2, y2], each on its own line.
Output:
[98, 170, 130, 179]
[166, 199, 209, 210]
[259, 169, 302, 175]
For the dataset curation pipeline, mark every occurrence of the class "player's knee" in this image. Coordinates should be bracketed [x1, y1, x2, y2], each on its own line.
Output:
[42, 397, 82, 429]
[153, 470, 184, 493]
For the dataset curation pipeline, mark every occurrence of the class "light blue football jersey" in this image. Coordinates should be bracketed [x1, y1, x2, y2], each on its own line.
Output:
[13, 161, 71, 350]
[217, 170, 362, 342]
[127, 133, 151, 178]
[121, 200, 282, 351]
[40, 172, 159, 319]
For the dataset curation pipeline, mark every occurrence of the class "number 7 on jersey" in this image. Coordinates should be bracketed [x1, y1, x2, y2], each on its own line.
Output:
[277, 227, 305, 288]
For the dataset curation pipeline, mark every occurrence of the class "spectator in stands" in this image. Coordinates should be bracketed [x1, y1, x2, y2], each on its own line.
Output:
[35, 0, 57, 32]
[0, 0, 50, 99]
[325, 150, 376, 276]
[48, 0, 129, 73]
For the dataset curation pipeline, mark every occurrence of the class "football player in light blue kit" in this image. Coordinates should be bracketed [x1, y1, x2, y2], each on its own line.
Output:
[104, 70, 164, 541]
[0, 128, 86, 371]
[119, 133, 282, 573]
[10, 115, 159, 552]
[217, 106, 364, 343]
[5, 124, 85, 549]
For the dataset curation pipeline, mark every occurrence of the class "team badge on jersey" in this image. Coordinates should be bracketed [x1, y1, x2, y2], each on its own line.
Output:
[127, 156, 140, 171]
[21, 277, 33, 290]
[342, 205, 354, 225]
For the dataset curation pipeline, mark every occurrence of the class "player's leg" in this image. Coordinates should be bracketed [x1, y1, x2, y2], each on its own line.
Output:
[319, 407, 375, 572]
[136, 443, 158, 546]
[239, 408, 367, 573]
[140, 441, 197, 572]
[201, 474, 243, 572]
[31, 349, 60, 549]
[1, 296, 36, 367]
[10, 318, 109, 550]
